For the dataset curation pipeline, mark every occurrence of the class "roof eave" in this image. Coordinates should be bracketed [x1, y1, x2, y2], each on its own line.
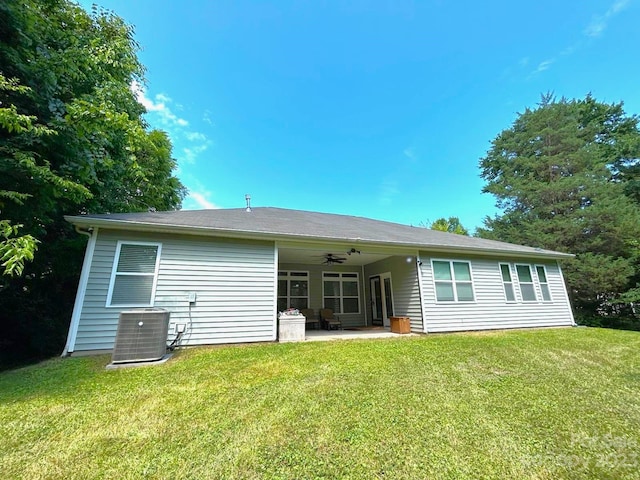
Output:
[64, 215, 574, 260]
[417, 244, 574, 260]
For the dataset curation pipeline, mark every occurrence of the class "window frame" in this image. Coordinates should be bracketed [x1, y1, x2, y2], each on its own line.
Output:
[499, 263, 517, 303]
[277, 270, 310, 311]
[515, 263, 538, 303]
[106, 241, 162, 308]
[322, 271, 361, 314]
[431, 259, 476, 303]
[535, 264, 552, 302]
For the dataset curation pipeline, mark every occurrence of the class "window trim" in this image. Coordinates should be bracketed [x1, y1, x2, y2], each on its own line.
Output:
[431, 259, 476, 303]
[106, 241, 162, 308]
[322, 271, 361, 314]
[277, 270, 310, 311]
[515, 263, 538, 303]
[535, 264, 553, 302]
[499, 263, 517, 303]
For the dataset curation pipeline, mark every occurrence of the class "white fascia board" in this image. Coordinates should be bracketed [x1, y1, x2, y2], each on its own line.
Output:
[414, 245, 574, 260]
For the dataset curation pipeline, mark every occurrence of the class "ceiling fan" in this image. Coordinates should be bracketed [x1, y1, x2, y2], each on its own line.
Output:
[322, 253, 347, 265]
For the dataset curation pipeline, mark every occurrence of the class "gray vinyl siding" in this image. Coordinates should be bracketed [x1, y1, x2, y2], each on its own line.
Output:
[278, 263, 366, 328]
[364, 256, 423, 332]
[73, 230, 276, 352]
[419, 252, 574, 332]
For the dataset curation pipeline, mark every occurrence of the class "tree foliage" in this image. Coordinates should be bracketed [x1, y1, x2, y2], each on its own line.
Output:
[477, 94, 640, 319]
[429, 217, 469, 235]
[0, 221, 38, 276]
[0, 0, 186, 367]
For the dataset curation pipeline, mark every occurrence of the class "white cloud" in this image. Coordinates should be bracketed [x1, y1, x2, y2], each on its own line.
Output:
[185, 131, 207, 142]
[535, 59, 554, 73]
[560, 44, 578, 56]
[585, 0, 629, 37]
[130, 81, 215, 166]
[186, 192, 219, 209]
[183, 143, 211, 164]
[528, 58, 555, 77]
[403, 147, 418, 162]
[379, 179, 399, 206]
[203, 110, 215, 126]
[611, 0, 630, 13]
[521, 0, 628, 81]
[130, 80, 189, 128]
[585, 20, 606, 38]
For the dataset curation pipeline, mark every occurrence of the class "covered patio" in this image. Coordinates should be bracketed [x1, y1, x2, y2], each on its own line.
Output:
[304, 326, 415, 342]
[278, 241, 424, 333]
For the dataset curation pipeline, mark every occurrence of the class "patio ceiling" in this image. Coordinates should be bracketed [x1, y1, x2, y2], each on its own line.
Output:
[277, 245, 394, 266]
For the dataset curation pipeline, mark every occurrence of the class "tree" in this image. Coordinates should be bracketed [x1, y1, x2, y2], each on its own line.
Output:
[477, 94, 640, 320]
[429, 217, 469, 235]
[0, 221, 38, 276]
[0, 0, 186, 368]
[0, 75, 48, 275]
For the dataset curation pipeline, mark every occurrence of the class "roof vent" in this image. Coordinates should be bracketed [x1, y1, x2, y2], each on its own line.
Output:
[245, 193, 252, 212]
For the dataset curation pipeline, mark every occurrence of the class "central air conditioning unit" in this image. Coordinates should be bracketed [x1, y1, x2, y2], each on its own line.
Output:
[112, 309, 170, 364]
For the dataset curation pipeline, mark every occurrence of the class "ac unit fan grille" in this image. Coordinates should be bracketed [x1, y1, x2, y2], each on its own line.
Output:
[112, 309, 170, 364]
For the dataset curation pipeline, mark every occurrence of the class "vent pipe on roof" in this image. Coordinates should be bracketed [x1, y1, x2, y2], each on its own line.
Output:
[245, 194, 252, 212]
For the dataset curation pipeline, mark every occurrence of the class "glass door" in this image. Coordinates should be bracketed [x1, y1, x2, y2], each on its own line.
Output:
[370, 274, 394, 327]
[370, 276, 383, 326]
[383, 277, 394, 324]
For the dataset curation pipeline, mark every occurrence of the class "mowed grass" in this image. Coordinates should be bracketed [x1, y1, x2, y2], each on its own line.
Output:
[1, 328, 639, 479]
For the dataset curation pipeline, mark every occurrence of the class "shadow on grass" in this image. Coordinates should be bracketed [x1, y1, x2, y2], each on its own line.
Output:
[0, 354, 114, 404]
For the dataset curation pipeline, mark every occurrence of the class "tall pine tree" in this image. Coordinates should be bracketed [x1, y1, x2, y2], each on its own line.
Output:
[478, 94, 640, 321]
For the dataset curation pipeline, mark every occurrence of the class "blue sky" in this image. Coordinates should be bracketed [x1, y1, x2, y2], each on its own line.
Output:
[80, 0, 639, 231]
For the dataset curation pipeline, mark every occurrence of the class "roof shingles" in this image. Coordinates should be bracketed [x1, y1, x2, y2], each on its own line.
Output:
[65, 207, 572, 259]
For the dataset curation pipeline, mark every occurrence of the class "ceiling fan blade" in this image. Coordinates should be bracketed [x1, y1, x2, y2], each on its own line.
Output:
[321, 253, 348, 265]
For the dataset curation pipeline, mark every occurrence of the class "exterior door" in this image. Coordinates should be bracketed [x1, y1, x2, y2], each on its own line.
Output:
[370, 274, 394, 327]
[371, 276, 383, 326]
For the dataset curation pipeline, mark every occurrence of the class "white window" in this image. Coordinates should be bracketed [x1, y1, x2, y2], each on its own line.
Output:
[500, 263, 516, 302]
[432, 260, 475, 302]
[535, 265, 552, 302]
[277, 271, 309, 311]
[515, 264, 537, 302]
[323, 272, 360, 314]
[106, 242, 162, 307]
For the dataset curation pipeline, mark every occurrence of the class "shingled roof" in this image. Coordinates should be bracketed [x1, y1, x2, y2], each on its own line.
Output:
[65, 207, 572, 259]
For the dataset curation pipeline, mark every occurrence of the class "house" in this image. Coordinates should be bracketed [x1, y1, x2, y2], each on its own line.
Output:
[62, 207, 575, 355]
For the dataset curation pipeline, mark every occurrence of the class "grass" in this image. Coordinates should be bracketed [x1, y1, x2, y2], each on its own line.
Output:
[1, 328, 639, 479]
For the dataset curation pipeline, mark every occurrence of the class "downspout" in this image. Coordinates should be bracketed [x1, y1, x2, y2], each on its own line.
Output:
[272, 241, 279, 341]
[361, 263, 367, 326]
[416, 251, 428, 333]
[61, 226, 98, 356]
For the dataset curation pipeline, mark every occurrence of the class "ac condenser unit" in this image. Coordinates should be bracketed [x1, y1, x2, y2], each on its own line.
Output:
[112, 309, 170, 364]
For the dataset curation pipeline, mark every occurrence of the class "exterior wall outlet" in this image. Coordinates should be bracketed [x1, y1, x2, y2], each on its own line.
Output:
[188, 292, 197, 304]
[176, 324, 186, 333]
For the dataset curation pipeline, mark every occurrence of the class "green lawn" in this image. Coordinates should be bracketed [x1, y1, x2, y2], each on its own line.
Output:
[1, 328, 639, 479]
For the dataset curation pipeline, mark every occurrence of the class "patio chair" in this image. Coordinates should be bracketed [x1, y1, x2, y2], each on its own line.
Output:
[319, 308, 342, 330]
[300, 308, 320, 330]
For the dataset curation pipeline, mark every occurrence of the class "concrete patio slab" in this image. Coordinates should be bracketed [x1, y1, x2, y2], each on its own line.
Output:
[304, 328, 417, 342]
